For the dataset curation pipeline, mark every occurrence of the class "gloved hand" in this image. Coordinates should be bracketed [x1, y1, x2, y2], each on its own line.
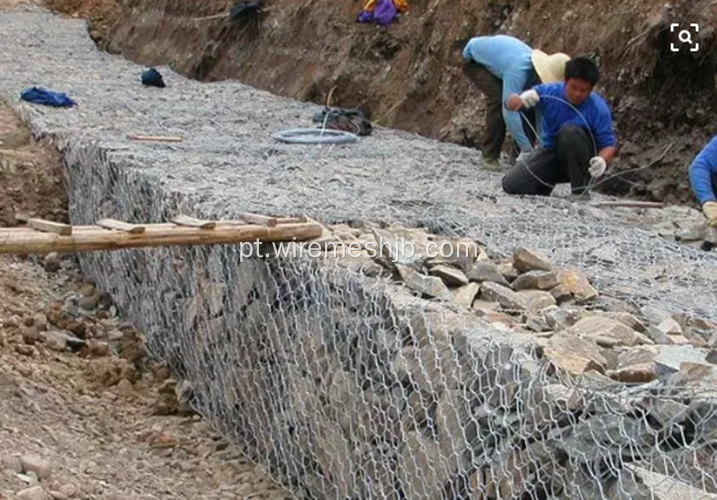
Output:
[519, 89, 539, 108]
[588, 156, 607, 178]
[703, 201, 717, 226]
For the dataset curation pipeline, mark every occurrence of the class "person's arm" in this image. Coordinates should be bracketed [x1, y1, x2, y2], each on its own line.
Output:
[505, 83, 543, 112]
[501, 71, 533, 151]
[689, 135, 717, 205]
[592, 106, 618, 162]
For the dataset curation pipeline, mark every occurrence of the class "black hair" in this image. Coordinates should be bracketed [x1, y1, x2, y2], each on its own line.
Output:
[564, 56, 599, 86]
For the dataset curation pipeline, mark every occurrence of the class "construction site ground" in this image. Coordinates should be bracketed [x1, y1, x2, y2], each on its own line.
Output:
[0, 0, 715, 499]
[0, 4, 289, 500]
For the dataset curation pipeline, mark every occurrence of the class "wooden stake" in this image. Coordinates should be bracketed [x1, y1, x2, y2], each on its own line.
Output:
[127, 134, 184, 143]
[0, 222, 322, 254]
[171, 215, 217, 229]
[27, 218, 72, 236]
[97, 218, 146, 234]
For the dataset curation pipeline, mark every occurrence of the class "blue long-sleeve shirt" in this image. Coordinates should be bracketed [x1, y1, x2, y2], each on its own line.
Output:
[532, 82, 616, 151]
[689, 133, 717, 205]
[462, 35, 538, 151]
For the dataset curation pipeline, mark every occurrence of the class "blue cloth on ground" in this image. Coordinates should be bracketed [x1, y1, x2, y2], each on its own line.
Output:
[141, 68, 166, 88]
[20, 87, 76, 108]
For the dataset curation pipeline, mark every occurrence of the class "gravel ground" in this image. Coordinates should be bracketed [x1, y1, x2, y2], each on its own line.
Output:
[0, 8, 714, 323]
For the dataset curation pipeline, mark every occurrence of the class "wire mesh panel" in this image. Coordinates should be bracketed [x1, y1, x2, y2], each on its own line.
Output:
[0, 10, 716, 499]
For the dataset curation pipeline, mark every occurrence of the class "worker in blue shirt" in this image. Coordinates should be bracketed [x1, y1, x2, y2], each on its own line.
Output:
[462, 35, 570, 171]
[501, 56, 617, 201]
[688, 134, 717, 226]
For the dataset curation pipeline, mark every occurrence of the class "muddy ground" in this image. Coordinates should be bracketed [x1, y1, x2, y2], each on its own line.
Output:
[0, 2, 291, 493]
[42, 0, 717, 206]
[0, 96, 291, 499]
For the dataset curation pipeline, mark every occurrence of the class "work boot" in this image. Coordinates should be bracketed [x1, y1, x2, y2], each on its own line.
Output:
[481, 156, 502, 172]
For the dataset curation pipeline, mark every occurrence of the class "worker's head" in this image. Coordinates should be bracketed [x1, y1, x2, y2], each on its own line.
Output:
[564, 56, 599, 106]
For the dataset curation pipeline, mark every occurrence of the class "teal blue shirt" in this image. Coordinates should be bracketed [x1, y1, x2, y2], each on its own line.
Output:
[463, 35, 538, 151]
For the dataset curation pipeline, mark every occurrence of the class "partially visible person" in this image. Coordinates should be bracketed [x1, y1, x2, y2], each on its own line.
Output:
[688, 133, 717, 226]
[462, 34, 570, 171]
[501, 56, 617, 200]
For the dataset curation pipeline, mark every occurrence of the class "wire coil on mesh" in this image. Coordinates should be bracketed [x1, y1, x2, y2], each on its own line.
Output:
[272, 128, 358, 145]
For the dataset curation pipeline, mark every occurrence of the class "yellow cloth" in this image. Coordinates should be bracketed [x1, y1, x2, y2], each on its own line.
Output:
[394, 0, 409, 13]
[362, 0, 408, 13]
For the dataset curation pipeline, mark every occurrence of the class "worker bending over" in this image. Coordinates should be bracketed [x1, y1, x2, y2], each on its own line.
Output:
[462, 34, 570, 171]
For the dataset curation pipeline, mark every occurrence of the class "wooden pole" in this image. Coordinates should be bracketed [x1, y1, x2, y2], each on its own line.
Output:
[0, 222, 322, 255]
[590, 201, 665, 209]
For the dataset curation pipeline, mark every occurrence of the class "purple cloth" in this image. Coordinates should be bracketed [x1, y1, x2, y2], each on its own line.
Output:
[357, 0, 398, 25]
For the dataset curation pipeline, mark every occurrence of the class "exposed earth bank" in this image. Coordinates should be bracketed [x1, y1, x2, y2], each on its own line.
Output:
[44, 0, 717, 205]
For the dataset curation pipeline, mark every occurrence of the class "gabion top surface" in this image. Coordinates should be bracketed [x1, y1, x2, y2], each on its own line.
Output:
[0, 11, 715, 321]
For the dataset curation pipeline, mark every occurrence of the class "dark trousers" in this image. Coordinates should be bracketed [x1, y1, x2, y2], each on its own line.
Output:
[462, 59, 536, 160]
[502, 124, 595, 196]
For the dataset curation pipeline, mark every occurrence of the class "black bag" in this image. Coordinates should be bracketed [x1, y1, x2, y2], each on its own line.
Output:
[312, 107, 373, 136]
[230, 0, 263, 20]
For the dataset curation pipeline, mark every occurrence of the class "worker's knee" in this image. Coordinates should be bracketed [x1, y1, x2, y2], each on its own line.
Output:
[502, 172, 525, 195]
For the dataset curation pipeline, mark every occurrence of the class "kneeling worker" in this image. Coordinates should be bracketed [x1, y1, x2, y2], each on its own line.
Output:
[501, 56, 617, 200]
[462, 34, 570, 171]
[688, 133, 717, 226]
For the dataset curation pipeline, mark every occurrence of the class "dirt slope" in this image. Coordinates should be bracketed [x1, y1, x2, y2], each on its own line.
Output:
[44, 0, 717, 205]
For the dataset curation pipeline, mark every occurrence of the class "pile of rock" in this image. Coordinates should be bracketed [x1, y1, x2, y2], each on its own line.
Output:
[258, 222, 717, 498]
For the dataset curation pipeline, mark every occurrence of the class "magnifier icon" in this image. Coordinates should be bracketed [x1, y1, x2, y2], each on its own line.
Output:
[678, 29, 693, 44]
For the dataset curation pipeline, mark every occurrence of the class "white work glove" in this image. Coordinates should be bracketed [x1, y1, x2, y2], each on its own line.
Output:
[519, 89, 539, 108]
[588, 156, 607, 178]
[703, 201, 717, 227]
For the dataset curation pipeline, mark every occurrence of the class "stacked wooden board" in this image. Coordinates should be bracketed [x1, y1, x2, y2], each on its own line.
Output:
[0, 214, 322, 254]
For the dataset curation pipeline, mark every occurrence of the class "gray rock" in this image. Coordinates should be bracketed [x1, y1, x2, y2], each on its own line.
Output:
[42, 253, 60, 273]
[479, 282, 526, 311]
[16, 486, 51, 500]
[428, 265, 469, 287]
[452, 282, 480, 308]
[568, 316, 641, 348]
[516, 290, 556, 311]
[19, 455, 52, 480]
[511, 270, 560, 291]
[397, 265, 452, 301]
[466, 260, 509, 286]
[512, 248, 555, 273]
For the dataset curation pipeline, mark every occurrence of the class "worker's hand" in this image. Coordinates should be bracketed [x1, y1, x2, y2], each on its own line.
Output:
[703, 201, 717, 226]
[519, 89, 539, 108]
[588, 156, 607, 178]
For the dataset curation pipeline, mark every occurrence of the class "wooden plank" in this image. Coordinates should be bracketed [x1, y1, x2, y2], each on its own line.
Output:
[0, 222, 323, 254]
[276, 216, 308, 224]
[171, 215, 216, 229]
[97, 218, 146, 234]
[127, 134, 184, 143]
[590, 201, 665, 209]
[238, 212, 278, 227]
[27, 218, 72, 236]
